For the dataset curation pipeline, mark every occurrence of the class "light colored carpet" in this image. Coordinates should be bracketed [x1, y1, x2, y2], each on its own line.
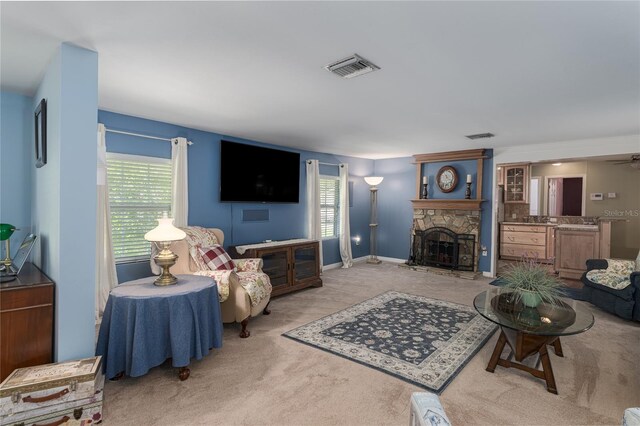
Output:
[102, 263, 640, 425]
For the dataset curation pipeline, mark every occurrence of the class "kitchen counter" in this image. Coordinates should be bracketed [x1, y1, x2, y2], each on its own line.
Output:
[501, 222, 557, 226]
[556, 224, 599, 231]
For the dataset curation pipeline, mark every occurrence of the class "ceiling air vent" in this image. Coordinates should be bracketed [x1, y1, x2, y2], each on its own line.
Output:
[325, 54, 380, 79]
[466, 132, 495, 140]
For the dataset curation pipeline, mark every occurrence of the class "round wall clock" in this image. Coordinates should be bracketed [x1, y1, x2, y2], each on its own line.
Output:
[436, 166, 458, 193]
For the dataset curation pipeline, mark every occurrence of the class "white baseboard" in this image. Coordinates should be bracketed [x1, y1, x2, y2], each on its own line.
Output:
[322, 256, 407, 271]
[355, 255, 406, 264]
[377, 256, 407, 264]
[482, 271, 495, 278]
[322, 262, 344, 271]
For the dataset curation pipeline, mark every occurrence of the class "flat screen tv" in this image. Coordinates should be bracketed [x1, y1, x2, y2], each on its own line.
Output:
[220, 140, 300, 203]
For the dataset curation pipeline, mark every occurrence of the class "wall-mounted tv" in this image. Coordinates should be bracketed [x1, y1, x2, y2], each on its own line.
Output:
[220, 140, 300, 203]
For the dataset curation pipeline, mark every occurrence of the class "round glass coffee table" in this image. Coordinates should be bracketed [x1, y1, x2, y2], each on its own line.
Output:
[474, 288, 594, 394]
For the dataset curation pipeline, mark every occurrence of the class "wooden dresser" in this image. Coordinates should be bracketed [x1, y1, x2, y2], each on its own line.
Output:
[0, 263, 55, 382]
[499, 223, 555, 263]
[229, 240, 322, 297]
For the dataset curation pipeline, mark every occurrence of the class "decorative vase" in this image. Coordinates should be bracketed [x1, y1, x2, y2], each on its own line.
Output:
[520, 290, 542, 308]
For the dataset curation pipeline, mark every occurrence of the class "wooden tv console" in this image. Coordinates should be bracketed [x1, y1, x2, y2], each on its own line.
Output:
[229, 239, 322, 297]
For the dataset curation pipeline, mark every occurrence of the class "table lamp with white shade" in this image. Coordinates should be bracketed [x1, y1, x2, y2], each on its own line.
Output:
[144, 213, 186, 286]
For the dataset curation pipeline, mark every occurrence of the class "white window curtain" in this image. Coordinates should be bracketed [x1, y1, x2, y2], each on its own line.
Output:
[96, 123, 118, 320]
[339, 163, 353, 268]
[171, 137, 189, 227]
[306, 159, 323, 269]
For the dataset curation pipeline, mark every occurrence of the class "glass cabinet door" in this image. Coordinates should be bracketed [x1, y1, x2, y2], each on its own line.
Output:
[260, 250, 289, 287]
[505, 165, 528, 203]
[293, 245, 318, 283]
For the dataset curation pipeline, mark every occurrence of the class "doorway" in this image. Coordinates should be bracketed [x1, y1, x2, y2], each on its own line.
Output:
[546, 176, 584, 216]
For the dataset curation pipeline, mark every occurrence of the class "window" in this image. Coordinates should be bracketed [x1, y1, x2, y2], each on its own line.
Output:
[107, 153, 172, 262]
[319, 176, 340, 238]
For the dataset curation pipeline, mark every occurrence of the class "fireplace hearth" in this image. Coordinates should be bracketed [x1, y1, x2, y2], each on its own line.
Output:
[409, 227, 475, 271]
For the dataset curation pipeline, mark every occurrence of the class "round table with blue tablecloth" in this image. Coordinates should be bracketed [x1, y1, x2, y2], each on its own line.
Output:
[96, 274, 223, 380]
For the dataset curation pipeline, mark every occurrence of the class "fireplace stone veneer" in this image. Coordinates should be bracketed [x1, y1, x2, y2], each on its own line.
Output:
[410, 209, 481, 272]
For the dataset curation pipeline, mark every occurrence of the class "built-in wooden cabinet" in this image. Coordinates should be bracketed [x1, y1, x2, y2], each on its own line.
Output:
[230, 240, 322, 297]
[554, 223, 611, 280]
[500, 223, 555, 263]
[503, 164, 529, 204]
[1, 263, 54, 382]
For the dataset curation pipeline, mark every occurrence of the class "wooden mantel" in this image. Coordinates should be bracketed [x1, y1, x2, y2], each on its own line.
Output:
[413, 149, 487, 163]
[413, 149, 486, 210]
[411, 199, 485, 210]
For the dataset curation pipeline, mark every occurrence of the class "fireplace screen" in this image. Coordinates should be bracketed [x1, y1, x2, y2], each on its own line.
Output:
[409, 227, 475, 271]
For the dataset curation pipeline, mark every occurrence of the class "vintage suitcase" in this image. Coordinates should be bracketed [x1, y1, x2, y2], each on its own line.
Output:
[0, 356, 104, 426]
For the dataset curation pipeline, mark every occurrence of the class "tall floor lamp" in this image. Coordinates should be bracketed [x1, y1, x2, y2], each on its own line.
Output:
[364, 176, 384, 264]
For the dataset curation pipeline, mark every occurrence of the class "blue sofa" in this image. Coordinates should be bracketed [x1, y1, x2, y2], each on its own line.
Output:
[581, 256, 640, 321]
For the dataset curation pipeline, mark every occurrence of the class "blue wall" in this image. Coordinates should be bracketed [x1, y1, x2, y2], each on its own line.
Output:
[31, 43, 98, 361]
[373, 157, 416, 262]
[98, 111, 374, 282]
[374, 152, 494, 272]
[0, 92, 33, 253]
[423, 160, 479, 199]
[99, 110, 495, 277]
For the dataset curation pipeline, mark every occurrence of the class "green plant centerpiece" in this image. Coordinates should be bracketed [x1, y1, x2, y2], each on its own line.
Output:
[501, 256, 566, 308]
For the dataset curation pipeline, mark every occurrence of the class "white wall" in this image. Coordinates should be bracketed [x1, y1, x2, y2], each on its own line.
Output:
[32, 43, 98, 361]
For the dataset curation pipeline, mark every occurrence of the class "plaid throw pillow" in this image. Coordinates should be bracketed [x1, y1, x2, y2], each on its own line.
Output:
[199, 245, 236, 271]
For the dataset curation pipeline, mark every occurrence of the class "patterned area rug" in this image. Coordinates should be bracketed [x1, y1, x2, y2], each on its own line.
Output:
[283, 291, 497, 394]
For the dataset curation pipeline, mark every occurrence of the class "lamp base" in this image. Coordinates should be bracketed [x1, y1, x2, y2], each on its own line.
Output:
[0, 273, 16, 283]
[153, 244, 179, 286]
[154, 269, 178, 286]
[366, 256, 382, 264]
[2, 238, 12, 269]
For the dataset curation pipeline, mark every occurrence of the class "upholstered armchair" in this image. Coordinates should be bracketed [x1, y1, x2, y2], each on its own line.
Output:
[161, 226, 272, 337]
[581, 252, 640, 321]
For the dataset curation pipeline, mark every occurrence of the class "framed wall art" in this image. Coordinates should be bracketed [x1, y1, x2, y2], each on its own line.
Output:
[34, 98, 47, 168]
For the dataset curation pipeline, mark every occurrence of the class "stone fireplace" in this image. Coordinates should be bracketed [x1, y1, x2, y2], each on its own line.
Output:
[410, 227, 475, 271]
[409, 208, 481, 272]
[408, 148, 487, 275]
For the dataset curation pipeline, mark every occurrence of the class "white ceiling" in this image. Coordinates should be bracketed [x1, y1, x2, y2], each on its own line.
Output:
[2, 1, 639, 159]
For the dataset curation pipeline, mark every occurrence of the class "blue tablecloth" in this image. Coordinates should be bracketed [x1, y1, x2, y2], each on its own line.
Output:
[95, 275, 223, 379]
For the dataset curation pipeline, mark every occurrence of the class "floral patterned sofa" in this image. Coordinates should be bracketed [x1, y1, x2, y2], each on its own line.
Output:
[164, 226, 272, 337]
[581, 251, 640, 321]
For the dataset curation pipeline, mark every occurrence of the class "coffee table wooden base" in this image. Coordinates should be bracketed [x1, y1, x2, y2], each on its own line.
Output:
[486, 328, 564, 394]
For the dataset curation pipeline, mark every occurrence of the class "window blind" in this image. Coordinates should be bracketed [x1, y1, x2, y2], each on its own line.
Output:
[107, 153, 172, 262]
[320, 176, 340, 238]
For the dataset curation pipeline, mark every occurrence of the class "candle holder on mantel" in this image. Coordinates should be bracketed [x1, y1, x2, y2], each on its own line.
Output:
[421, 183, 428, 199]
[465, 182, 472, 199]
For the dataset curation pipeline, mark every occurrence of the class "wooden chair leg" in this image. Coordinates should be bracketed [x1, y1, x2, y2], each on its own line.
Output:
[239, 317, 251, 338]
[263, 301, 271, 315]
[178, 367, 190, 381]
